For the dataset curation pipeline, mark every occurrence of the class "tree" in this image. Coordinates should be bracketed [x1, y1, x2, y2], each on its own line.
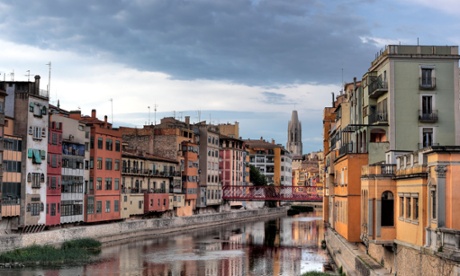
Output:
[249, 165, 267, 186]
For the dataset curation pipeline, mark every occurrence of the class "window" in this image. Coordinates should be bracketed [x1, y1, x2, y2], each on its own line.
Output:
[106, 201, 111, 213]
[422, 95, 433, 115]
[96, 178, 102, 190]
[115, 160, 120, 171]
[97, 158, 103, 170]
[414, 197, 419, 221]
[422, 128, 433, 147]
[406, 196, 411, 219]
[115, 140, 121, 152]
[106, 139, 113, 151]
[381, 191, 394, 226]
[114, 178, 120, 190]
[30, 203, 42, 216]
[50, 203, 56, 216]
[105, 178, 112, 190]
[89, 178, 94, 191]
[105, 158, 112, 170]
[97, 137, 103, 149]
[96, 201, 102, 213]
[31, 173, 41, 188]
[399, 196, 404, 218]
[114, 200, 119, 212]
[431, 190, 437, 220]
[138, 200, 143, 209]
[421, 68, 434, 88]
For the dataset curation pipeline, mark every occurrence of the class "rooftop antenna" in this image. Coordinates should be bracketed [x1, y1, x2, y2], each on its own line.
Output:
[46, 62, 51, 96]
[197, 110, 201, 122]
[148, 106, 151, 125]
[10, 70, 14, 81]
[25, 70, 32, 82]
[110, 98, 113, 124]
[154, 103, 157, 125]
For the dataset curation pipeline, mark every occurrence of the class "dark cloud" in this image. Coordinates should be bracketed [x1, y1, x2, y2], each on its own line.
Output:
[0, 0, 378, 85]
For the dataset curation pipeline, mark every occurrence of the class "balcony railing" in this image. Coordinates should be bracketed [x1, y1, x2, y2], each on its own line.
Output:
[369, 112, 388, 124]
[419, 77, 436, 90]
[368, 77, 388, 99]
[418, 143, 439, 149]
[419, 110, 438, 123]
[361, 164, 396, 176]
[338, 143, 354, 156]
[122, 168, 180, 177]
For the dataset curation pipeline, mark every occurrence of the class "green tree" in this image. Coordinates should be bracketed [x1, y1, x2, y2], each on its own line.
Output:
[249, 164, 267, 186]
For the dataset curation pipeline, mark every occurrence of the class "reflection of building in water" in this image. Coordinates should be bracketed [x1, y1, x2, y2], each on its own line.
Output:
[221, 232, 245, 276]
[199, 241, 221, 276]
[279, 247, 302, 276]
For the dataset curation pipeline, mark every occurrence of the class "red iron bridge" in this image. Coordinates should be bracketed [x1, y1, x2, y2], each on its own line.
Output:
[222, 185, 323, 202]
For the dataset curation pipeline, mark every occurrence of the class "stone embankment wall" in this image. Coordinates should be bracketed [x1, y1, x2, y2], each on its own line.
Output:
[0, 207, 287, 253]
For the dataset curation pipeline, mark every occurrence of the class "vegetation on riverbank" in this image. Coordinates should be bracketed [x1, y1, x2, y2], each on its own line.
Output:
[301, 271, 334, 276]
[0, 238, 101, 267]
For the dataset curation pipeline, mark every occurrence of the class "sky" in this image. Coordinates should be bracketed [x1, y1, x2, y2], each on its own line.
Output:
[1, 0, 459, 154]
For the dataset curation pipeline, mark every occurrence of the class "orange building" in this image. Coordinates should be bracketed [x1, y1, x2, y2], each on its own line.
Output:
[70, 110, 122, 223]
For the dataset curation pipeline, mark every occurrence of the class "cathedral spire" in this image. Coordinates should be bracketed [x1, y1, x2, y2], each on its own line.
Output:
[287, 110, 302, 157]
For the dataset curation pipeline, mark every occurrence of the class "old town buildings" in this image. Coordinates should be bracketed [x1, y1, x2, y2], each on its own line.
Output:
[323, 45, 460, 275]
[2, 85, 295, 232]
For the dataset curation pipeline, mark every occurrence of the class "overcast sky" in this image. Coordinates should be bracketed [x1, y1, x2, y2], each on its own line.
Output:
[1, 0, 459, 154]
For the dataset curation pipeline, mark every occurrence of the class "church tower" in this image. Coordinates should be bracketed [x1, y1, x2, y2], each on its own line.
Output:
[287, 110, 302, 156]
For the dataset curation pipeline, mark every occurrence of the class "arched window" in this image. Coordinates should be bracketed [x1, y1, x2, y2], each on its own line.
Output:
[381, 191, 394, 226]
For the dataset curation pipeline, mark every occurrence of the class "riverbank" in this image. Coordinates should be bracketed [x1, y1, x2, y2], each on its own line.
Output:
[0, 207, 288, 253]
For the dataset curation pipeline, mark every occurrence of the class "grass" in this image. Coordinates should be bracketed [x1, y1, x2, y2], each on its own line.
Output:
[301, 272, 334, 276]
[0, 238, 101, 267]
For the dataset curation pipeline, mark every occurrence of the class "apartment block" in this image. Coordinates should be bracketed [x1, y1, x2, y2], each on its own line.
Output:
[70, 110, 122, 223]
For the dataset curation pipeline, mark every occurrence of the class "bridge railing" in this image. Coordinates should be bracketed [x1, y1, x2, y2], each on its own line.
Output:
[222, 185, 322, 202]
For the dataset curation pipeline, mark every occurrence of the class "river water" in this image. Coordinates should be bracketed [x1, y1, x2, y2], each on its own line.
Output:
[1, 210, 331, 276]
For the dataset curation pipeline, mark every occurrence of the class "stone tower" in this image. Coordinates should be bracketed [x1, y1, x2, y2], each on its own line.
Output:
[287, 110, 302, 156]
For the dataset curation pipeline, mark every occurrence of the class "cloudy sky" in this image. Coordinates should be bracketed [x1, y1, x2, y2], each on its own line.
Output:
[1, 0, 459, 153]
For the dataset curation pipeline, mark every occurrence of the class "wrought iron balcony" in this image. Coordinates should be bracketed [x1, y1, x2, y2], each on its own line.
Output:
[368, 77, 388, 99]
[419, 77, 436, 90]
[369, 112, 388, 124]
[338, 142, 354, 156]
[418, 110, 438, 123]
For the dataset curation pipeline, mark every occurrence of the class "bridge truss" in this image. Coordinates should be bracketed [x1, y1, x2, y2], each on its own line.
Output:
[222, 185, 322, 202]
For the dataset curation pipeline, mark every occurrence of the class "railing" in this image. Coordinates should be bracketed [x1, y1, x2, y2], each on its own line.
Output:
[418, 143, 439, 149]
[122, 168, 180, 177]
[361, 164, 396, 176]
[368, 76, 388, 98]
[418, 110, 438, 123]
[222, 185, 322, 202]
[419, 77, 436, 90]
[369, 112, 388, 124]
[338, 143, 354, 156]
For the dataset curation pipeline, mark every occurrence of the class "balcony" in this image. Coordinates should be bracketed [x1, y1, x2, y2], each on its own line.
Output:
[419, 110, 438, 123]
[418, 143, 440, 150]
[368, 77, 388, 99]
[338, 143, 354, 157]
[369, 112, 388, 124]
[419, 77, 436, 90]
[361, 164, 396, 177]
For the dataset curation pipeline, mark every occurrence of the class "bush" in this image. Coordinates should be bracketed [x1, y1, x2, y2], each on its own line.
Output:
[0, 238, 101, 266]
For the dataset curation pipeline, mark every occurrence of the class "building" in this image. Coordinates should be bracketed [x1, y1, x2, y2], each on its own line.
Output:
[219, 135, 246, 207]
[195, 123, 222, 211]
[286, 110, 302, 157]
[50, 107, 89, 225]
[70, 109, 122, 223]
[323, 45, 460, 275]
[1, 76, 49, 232]
[244, 138, 292, 186]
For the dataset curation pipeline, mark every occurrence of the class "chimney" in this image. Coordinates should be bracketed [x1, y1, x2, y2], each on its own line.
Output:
[185, 116, 190, 125]
[104, 115, 108, 127]
[91, 109, 96, 119]
[34, 75, 40, 95]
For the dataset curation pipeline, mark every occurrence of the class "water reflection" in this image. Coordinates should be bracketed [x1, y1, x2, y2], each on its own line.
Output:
[0, 210, 330, 276]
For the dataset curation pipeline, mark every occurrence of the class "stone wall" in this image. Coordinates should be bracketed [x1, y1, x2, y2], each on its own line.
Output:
[0, 208, 287, 253]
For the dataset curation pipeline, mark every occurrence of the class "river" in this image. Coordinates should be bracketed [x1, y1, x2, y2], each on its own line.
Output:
[0, 210, 332, 276]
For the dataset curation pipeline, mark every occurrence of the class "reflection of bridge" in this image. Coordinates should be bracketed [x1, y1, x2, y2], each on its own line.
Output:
[222, 185, 322, 202]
